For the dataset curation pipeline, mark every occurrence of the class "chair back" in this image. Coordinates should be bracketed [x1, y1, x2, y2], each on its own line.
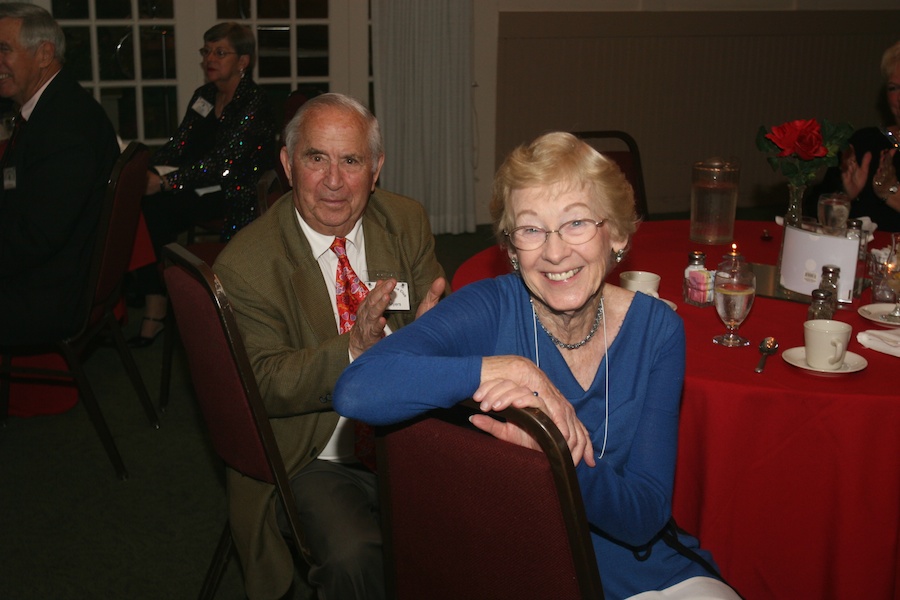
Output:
[84, 141, 150, 326]
[572, 130, 649, 221]
[161, 243, 312, 564]
[256, 168, 286, 216]
[377, 399, 603, 600]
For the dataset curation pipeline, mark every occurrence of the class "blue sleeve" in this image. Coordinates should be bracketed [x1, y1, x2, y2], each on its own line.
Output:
[335, 279, 507, 424]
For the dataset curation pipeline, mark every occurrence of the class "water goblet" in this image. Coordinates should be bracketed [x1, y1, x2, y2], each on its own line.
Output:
[713, 269, 756, 346]
[881, 233, 900, 324]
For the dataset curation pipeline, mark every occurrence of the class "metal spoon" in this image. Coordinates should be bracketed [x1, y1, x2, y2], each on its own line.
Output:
[755, 337, 779, 373]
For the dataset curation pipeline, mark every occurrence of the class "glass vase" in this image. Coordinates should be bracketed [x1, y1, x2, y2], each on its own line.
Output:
[784, 182, 805, 228]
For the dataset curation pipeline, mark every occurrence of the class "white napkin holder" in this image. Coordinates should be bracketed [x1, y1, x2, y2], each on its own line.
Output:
[779, 224, 858, 303]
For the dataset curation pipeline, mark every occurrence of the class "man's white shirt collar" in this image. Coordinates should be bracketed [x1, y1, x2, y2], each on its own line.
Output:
[20, 70, 60, 121]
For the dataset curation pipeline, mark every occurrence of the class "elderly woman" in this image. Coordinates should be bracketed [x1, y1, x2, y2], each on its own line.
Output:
[815, 40, 900, 232]
[130, 22, 277, 346]
[334, 132, 740, 599]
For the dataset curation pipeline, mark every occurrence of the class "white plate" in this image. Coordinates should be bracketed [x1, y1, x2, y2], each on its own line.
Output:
[661, 298, 677, 311]
[782, 347, 868, 375]
[858, 303, 900, 328]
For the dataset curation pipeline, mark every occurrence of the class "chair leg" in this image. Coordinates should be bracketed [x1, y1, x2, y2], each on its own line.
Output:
[0, 352, 10, 426]
[106, 313, 159, 428]
[58, 344, 128, 480]
[199, 522, 235, 600]
[159, 309, 177, 413]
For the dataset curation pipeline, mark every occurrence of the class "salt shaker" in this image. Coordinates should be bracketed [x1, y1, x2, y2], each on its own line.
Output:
[846, 218, 867, 297]
[846, 219, 865, 260]
[683, 251, 713, 307]
[819, 265, 841, 312]
[807, 288, 834, 320]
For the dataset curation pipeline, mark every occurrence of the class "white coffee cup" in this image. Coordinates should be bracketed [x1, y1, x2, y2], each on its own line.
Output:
[803, 320, 852, 370]
[619, 271, 661, 298]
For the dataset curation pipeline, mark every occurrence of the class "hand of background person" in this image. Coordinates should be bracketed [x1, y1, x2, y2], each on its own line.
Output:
[415, 277, 447, 319]
[145, 170, 165, 196]
[872, 147, 899, 200]
[474, 355, 596, 467]
[348, 278, 396, 360]
[840, 145, 872, 199]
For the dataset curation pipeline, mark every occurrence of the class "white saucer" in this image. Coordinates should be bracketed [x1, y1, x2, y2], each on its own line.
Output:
[661, 298, 677, 311]
[782, 347, 868, 375]
[858, 303, 900, 328]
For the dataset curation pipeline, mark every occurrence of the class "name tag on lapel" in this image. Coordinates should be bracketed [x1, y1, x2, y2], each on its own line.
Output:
[364, 280, 411, 311]
[192, 97, 214, 118]
[3, 167, 16, 190]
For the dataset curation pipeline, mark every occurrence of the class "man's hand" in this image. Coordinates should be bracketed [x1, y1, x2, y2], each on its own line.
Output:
[415, 277, 447, 319]
[473, 356, 596, 467]
[348, 278, 396, 360]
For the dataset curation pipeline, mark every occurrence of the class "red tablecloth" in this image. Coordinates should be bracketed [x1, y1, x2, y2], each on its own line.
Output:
[8, 215, 156, 417]
[620, 220, 899, 600]
[452, 220, 899, 599]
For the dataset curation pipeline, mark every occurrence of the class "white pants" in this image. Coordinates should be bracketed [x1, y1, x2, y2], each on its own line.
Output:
[627, 576, 741, 600]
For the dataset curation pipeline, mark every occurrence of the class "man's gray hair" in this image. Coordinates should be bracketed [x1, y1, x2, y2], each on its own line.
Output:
[283, 93, 383, 173]
[0, 2, 66, 63]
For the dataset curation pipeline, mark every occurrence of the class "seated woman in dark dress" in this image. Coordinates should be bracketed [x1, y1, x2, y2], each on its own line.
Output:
[130, 22, 277, 347]
[812, 40, 900, 233]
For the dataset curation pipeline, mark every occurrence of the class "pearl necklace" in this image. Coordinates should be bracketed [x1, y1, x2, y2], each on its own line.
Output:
[530, 297, 604, 350]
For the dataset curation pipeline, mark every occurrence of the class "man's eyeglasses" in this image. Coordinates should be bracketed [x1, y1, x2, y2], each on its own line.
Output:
[504, 219, 606, 251]
[199, 47, 237, 59]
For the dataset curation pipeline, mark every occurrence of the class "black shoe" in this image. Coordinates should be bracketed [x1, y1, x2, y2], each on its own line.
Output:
[127, 317, 165, 349]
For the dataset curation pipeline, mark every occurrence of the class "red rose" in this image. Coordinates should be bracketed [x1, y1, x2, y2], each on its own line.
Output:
[765, 119, 827, 161]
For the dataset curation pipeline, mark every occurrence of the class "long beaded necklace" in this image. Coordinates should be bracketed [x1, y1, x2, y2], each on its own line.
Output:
[530, 297, 604, 350]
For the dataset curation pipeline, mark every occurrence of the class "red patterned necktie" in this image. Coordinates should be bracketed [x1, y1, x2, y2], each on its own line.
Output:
[330, 237, 376, 470]
[1, 113, 25, 170]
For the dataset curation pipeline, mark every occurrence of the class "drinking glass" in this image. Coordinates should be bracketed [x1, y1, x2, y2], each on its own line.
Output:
[713, 269, 756, 346]
[817, 192, 851, 235]
[882, 233, 900, 324]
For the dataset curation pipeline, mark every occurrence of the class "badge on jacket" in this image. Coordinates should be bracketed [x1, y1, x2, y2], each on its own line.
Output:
[3, 166, 15, 190]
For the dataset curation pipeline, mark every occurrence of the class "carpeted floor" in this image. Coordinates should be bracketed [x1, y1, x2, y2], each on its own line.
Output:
[0, 226, 495, 600]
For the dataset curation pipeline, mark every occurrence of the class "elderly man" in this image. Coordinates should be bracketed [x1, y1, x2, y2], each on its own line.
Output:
[214, 93, 446, 600]
[0, 3, 120, 346]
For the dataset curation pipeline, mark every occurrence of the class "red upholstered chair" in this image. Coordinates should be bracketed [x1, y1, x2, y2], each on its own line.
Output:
[376, 399, 603, 600]
[450, 244, 510, 291]
[161, 243, 314, 599]
[0, 142, 159, 480]
[573, 130, 649, 221]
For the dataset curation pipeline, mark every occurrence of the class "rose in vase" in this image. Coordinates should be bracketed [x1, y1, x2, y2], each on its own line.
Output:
[756, 118, 853, 188]
[757, 118, 853, 225]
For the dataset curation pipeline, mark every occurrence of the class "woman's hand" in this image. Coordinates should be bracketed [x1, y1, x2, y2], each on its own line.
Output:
[474, 356, 596, 467]
[840, 145, 871, 199]
[145, 170, 166, 196]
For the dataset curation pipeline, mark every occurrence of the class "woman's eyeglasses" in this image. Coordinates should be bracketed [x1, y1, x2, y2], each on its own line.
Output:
[505, 219, 606, 251]
[199, 47, 237, 59]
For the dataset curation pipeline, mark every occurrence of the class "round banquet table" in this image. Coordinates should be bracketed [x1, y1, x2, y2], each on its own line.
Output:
[618, 220, 899, 600]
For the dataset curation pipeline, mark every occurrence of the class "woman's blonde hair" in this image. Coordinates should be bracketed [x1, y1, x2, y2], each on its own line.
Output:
[881, 40, 900, 80]
[490, 131, 639, 250]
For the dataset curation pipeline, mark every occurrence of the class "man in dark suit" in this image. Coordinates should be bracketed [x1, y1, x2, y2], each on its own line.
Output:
[214, 93, 446, 600]
[0, 3, 120, 346]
